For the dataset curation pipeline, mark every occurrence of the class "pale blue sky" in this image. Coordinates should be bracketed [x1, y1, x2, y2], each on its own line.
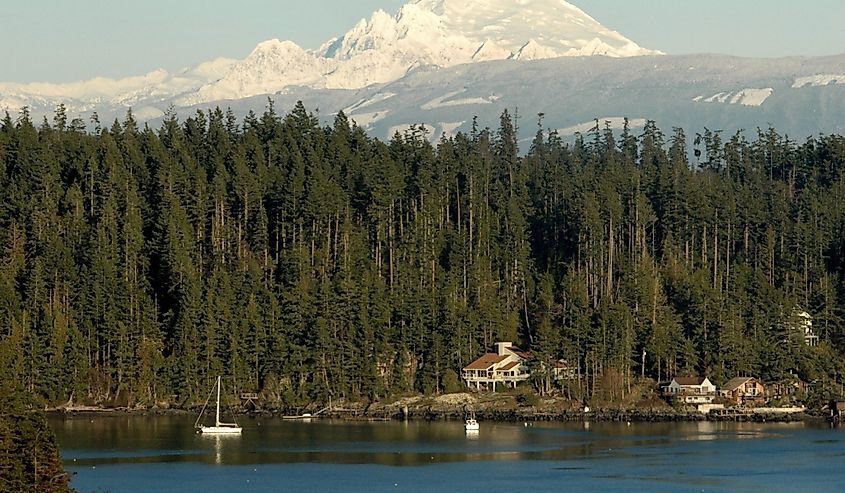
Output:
[2, 0, 844, 83]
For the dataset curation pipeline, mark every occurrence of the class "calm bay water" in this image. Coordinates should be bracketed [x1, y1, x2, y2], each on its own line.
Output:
[49, 415, 845, 492]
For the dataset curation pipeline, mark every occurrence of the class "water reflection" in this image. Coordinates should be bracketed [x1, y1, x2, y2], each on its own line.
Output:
[199, 433, 241, 465]
[49, 415, 845, 493]
[49, 414, 830, 469]
[690, 421, 719, 441]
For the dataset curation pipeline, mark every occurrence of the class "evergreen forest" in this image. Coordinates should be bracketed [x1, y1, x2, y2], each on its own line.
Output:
[0, 383, 74, 492]
[2, 101, 845, 408]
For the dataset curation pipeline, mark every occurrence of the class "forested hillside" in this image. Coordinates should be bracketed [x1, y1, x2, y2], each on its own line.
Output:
[1, 102, 844, 407]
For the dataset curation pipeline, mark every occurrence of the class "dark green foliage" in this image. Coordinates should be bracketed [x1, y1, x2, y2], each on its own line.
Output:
[516, 388, 540, 407]
[1, 103, 845, 407]
[0, 385, 74, 492]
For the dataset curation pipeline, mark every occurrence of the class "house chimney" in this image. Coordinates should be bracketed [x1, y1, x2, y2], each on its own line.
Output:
[495, 342, 513, 355]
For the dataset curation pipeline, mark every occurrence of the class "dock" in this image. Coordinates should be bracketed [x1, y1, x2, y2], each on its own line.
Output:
[709, 406, 806, 420]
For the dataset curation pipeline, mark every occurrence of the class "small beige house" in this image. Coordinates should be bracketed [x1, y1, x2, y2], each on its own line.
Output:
[551, 359, 578, 381]
[462, 342, 531, 391]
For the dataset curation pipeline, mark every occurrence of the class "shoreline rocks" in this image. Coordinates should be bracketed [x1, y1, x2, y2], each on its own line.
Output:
[45, 393, 822, 425]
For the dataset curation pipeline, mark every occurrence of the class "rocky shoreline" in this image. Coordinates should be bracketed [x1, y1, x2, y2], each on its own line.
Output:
[310, 408, 819, 424]
[47, 407, 819, 424]
[47, 392, 823, 424]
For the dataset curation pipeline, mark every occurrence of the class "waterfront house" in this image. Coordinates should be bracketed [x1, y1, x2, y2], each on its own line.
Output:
[462, 342, 531, 391]
[767, 377, 805, 401]
[721, 377, 765, 405]
[666, 376, 716, 395]
[665, 376, 717, 404]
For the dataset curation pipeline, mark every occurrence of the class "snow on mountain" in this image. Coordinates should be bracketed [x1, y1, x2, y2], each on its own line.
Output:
[409, 0, 659, 58]
[792, 74, 845, 88]
[0, 0, 662, 114]
[178, 53, 845, 149]
[0, 69, 172, 108]
[420, 89, 500, 109]
[0, 58, 235, 104]
[2, 0, 845, 147]
[315, 0, 661, 89]
[178, 40, 331, 106]
[558, 117, 647, 136]
[343, 92, 397, 113]
[694, 88, 773, 107]
[189, 0, 660, 100]
[348, 110, 391, 127]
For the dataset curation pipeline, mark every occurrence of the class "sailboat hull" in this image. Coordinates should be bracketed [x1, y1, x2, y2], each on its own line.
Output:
[200, 425, 242, 434]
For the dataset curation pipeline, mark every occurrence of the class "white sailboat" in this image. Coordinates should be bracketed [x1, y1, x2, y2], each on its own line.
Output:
[195, 376, 242, 434]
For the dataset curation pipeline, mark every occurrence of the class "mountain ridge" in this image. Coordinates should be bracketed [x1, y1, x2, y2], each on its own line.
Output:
[161, 53, 845, 147]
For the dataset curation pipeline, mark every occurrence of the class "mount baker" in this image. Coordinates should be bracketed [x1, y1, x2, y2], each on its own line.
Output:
[0, 0, 660, 119]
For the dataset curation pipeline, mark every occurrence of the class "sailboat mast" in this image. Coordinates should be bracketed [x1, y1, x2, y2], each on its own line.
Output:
[215, 376, 221, 426]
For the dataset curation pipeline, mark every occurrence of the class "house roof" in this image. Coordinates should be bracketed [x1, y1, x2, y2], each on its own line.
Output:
[499, 361, 519, 371]
[505, 346, 533, 360]
[723, 377, 756, 391]
[673, 376, 708, 386]
[464, 353, 508, 370]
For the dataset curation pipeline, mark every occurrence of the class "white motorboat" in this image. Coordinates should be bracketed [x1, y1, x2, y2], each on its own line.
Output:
[465, 411, 479, 431]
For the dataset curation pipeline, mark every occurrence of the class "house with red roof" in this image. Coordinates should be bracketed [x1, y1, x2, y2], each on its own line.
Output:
[461, 342, 531, 391]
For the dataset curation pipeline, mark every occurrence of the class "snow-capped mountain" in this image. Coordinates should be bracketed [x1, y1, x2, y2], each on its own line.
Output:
[1, 0, 660, 114]
[2, 0, 843, 146]
[184, 0, 659, 104]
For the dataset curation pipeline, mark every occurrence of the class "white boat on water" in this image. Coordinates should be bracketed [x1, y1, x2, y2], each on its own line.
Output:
[195, 376, 242, 434]
[465, 411, 479, 431]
